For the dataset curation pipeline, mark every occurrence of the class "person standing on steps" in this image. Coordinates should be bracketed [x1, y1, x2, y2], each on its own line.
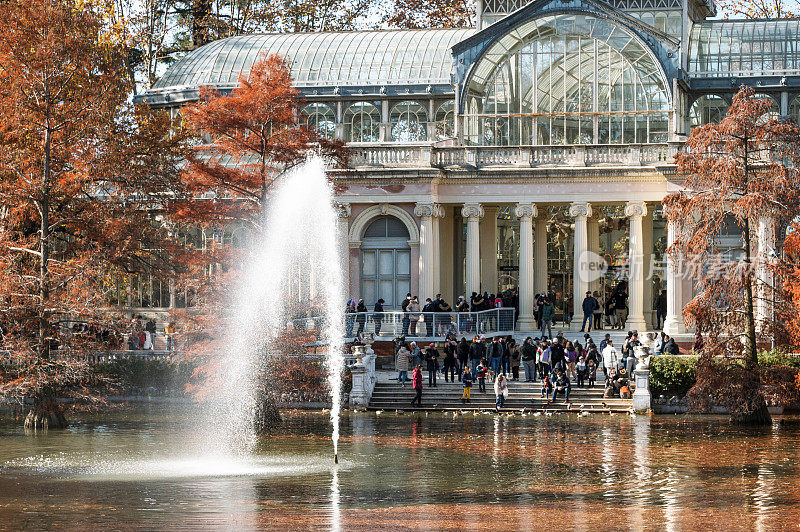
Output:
[461, 367, 473, 403]
[602, 339, 619, 380]
[396, 342, 411, 387]
[469, 336, 486, 375]
[425, 343, 439, 387]
[456, 337, 470, 381]
[442, 338, 458, 383]
[521, 337, 537, 382]
[509, 338, 520, 380]
[593, 290, 604, 331]
[410, 365, 423, 407]
[656, 289, 667, 330]
[541, 298, 555, 338]
[494, 374, 509, 410]
[580, 290, 598, 332]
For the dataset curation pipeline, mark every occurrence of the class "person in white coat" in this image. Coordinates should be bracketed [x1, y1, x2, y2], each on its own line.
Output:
[601, 339, 619, 380]
[494, 374, 509, 410]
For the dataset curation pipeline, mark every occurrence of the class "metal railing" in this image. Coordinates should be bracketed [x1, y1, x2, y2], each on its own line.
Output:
[344, 308, 516, 340]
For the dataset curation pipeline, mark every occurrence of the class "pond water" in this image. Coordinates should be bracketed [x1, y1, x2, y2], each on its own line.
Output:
[1, 407, 799, 530]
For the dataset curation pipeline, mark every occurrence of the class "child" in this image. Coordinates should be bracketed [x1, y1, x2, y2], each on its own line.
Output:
[461, 367, 473, 403]
[587, 359, 597, 387]
[576, 355, 587, 387]
[476, 358, 488, 393]
[540, 374, 552, 398]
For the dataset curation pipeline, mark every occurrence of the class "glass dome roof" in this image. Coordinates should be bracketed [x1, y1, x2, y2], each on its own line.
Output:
[151, 29, 475, 92]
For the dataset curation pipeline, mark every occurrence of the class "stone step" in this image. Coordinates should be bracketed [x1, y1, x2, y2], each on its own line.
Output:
[366, 404, 634, 413]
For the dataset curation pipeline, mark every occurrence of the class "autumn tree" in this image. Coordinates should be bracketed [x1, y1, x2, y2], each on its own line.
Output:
[170, 54, 344, 429]
[177, 53, 344, 228]
[665, 86, 800, 425]
[383, 0, 476, 28]
[718, 0, 798, 19]
[0, 0, 187, 429]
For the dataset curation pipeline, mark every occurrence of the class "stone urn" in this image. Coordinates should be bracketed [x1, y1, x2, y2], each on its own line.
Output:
[352, 344, 366, 365]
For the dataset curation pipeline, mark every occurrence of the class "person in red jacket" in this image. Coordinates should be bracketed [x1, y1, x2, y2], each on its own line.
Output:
[411, 365, 423, 407]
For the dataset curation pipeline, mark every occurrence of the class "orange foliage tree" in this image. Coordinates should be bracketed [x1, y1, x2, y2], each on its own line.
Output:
[0, 0, 187, 428]
[170, 54, 345, 420]
[665, 86, 800, 424]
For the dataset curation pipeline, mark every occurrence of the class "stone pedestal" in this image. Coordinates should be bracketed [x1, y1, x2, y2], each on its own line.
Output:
[349, 344, 376, 408]
[633, 369, 651, 413]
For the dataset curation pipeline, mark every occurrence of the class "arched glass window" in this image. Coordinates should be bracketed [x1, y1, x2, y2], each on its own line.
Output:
[363, 216, 411, 239]
[301, 103, 336, 140]
[791, 95, 800, 124]
[435, 101, 455, 141]
[390, 101, 428, 142]
[344, 102, 380, 143]
[463, 14, 671, 146]
[690, 95, 728, 127]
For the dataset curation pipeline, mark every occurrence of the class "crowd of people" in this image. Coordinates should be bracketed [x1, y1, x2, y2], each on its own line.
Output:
[125, 315, 176, 352]
[345, 290, 519, 338]
[345, 279, 671, 340]
[396, 328, 682, 409]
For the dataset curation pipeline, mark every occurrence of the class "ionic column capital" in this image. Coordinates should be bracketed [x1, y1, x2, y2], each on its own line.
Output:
[461, 203, 484, 220]
[334, 202, 351, 219]
[625, 201, 647, 218]
[414, 202, 444, 218]
[568, 201, 592, 218]
[514, 203, 537, 220]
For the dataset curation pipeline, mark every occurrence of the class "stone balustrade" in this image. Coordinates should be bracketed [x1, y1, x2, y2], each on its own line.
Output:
[347, 143, 680, 170]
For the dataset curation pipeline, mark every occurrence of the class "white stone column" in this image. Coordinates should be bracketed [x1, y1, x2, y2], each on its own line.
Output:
[334, 202, 351, 299]
[626, 201, 648, 331]
[462, 203, 484, 298]
[663, 216, 686, 335]
[414, 203, 443, 300]
[515, 203, 537, 330]
[587, 210, 601, 294]
[642, 207, 654, 328]
[480, 206, 498, 294]
[534, 212, 548, 296]
[756, 216, 775, 331]
[570, 202, 591, 328]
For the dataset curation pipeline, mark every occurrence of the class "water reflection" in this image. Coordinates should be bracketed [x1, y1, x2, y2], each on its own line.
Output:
[330, 468, 340, 532]
[1, 409, 800, 529]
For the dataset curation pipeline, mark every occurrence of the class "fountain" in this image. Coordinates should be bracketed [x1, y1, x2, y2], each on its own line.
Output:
[204, 154, 345, 459]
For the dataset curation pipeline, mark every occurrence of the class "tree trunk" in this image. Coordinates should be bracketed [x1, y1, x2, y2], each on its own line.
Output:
[731, 401, 772, 426]
[39, 127, 51, 360]
[24, 398, 67, 430]
[253, 387, 281, 434]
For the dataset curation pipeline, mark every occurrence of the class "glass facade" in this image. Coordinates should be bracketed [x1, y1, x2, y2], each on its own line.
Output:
[463, 15, 670, 145]
[344, 102, 381, 142]
[390, 101, 428, 142]
[301, 103, 336, 139]
[435, 101, 455, 140]
[689, 20, 800, 78]
[690, 95, 728, 127]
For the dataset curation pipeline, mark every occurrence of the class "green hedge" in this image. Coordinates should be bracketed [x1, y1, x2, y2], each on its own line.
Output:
[649, 356, 698, 396]
[649, 350, 800, 397]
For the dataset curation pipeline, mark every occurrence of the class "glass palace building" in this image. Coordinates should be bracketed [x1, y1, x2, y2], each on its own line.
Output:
[137, 0, 800, 334]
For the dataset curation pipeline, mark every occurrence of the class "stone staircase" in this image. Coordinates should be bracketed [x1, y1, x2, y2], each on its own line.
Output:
[368, 378, 634, 413]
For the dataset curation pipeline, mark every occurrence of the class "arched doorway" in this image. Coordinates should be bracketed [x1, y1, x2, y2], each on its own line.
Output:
[360, 216, 411, 309]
